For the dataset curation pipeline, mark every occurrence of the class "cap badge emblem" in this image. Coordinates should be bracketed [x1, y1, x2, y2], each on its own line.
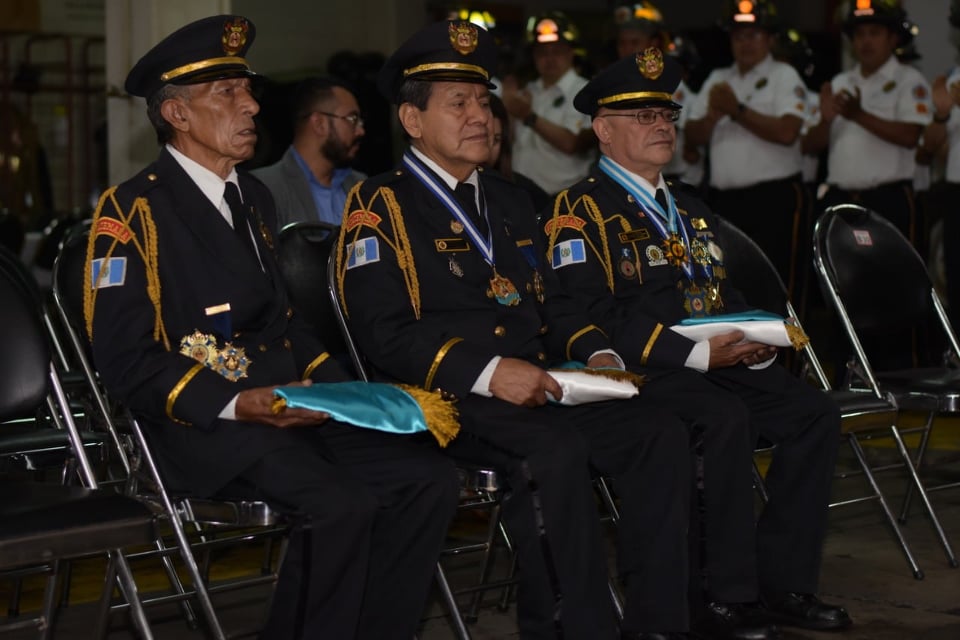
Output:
[449, 22, 478, 55]
[221, 18, 249, 56]
[637, 47, 664, 80]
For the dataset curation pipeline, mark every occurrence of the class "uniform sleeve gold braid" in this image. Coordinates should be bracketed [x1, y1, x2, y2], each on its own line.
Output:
[166, 363, 204, 424]
[302, 352, 330, 380]
[566, 324, 605, 361]
[546, 192, 613, 293]
[580, 195, 615, 293]
[83, 189, 168, 350]
[425, 337, 464, 390]
[336, 185, 421, 319]
[544, 190, 569, 251]
[380, 187, 421, 320]
[641, 323, 663, 366]
[138, 197, 169, 350]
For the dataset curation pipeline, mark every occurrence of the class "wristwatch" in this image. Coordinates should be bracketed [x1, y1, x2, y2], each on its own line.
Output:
[523, 112, 538, 127]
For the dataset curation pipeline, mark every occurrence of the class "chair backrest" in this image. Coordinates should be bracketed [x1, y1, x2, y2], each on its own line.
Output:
[814, 204, 932, 335]
[715, 216, 835, 388]
[51, 220, 91, 338]
[276, 222, 346, 357]
[0, 255, 50, 421]
[714, 216, 789, 316]
[325, 245, 370, 381]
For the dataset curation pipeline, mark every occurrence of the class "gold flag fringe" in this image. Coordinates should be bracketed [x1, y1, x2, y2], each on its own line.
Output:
[397, 384, 460, 447]
[548, 367, 647, 391]
[785, 323, 810, 351]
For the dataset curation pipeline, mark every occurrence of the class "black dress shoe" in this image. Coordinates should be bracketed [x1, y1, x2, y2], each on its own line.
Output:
[692, 602, 780, 640]
[759, 592, 852, 631]
[621, 633, 689, 640]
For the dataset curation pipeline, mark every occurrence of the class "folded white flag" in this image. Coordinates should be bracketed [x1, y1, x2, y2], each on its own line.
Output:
[670, 311, 809, 350]
[545, 368, 646, 406]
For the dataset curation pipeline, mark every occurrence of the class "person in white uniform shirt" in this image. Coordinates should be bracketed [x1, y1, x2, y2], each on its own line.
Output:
[919, 3, 960, 326]
[804, 0, 931, 252]
[501, 12, 596, 196]
[685, 0, 810, 302]
[612, 2, 703, 185]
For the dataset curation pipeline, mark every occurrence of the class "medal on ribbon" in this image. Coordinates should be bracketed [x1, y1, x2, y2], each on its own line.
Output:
[490, 269, 520, 306]
[215, 343, 251, 381]
[403, 151, 521, 306]
[662, 233, 687, 268]
[683, 284, 710, 318]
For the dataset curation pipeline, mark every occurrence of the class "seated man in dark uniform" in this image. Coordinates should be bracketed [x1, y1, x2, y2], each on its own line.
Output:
[336, 19, 697, 640]
[544, 48, 851, 638]
[83, 15, 458, 639]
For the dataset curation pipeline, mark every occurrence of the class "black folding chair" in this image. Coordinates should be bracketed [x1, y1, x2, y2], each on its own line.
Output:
[719, 213, 949, 579]
[0, 253, 157, 639]
[813, 204, 959, 570]
[50, 223, 289, 639]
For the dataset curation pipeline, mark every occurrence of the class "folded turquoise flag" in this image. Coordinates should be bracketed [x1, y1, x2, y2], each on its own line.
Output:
[273, 382, 459, 447]
[679, 310, 783, 325]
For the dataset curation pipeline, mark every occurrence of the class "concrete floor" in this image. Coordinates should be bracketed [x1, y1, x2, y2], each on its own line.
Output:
[3, 444, 959, 639]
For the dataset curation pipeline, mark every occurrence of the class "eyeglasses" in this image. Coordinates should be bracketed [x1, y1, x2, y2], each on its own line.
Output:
[316, 111, 364, 129]
[600, 109, 681, 125]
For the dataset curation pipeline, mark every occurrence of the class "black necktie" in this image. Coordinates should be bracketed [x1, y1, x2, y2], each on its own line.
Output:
[454, 182, 488, 235]
[223, 182, 257, 257]
[655, 187, 669, 214]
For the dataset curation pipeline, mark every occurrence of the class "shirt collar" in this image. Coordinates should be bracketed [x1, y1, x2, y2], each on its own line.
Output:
[737, 54, 774, 79]
[535, 67, 581, 96]
[409, 146, 478, 190]
[602, 155, 667, 198]
[855, 54, 899, 82]
[291, 146, 351, 189]
[166, 143, 239, 205]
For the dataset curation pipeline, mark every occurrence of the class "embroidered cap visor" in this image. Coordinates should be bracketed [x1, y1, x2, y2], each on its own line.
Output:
[125, 15, 257, 99]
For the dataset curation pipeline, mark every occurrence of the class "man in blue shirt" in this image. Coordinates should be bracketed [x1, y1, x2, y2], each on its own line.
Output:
[254, 77, 366, 227]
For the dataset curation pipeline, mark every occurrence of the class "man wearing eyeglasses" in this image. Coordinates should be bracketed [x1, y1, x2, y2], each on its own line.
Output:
[544, 48, 849, 639]
[254, 77, 367, 227]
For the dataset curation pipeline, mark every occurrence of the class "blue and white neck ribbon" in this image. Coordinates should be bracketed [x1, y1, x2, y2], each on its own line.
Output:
[598, 155, 705, 281]
[402, 151, 494, 266]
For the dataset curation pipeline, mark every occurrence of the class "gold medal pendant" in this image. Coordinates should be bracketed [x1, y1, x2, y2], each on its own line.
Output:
[662, 233, 687, 269]
[707, 281, 724, 310]
[532, 270, 546, 303]
[490, 269, 521, 306]
[215, 343, 251, 381]
[179, 331, 218, 367]
[682, 284, 712, 318]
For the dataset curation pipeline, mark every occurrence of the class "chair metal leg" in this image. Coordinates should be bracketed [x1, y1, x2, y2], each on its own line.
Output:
[435, 562, 472, 640]
[114, 552, 154, 640]
[466, 500, 503, 622]
[94, 552, 120, 640]
[889, 426, 958, 568]
[39, 571, 58, 640]
[898, 410, 935, 524]
[752, 460, 770, 504]
[131, 420, 227, 640]
[847, 435, 924, 579]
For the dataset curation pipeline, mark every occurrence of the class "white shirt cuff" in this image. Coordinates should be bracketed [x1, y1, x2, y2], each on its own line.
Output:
[589, 349, 625, 370]
[684, 340, 710, 372]
[471, 356, 501, 397]
[218, 394, 239, 420]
